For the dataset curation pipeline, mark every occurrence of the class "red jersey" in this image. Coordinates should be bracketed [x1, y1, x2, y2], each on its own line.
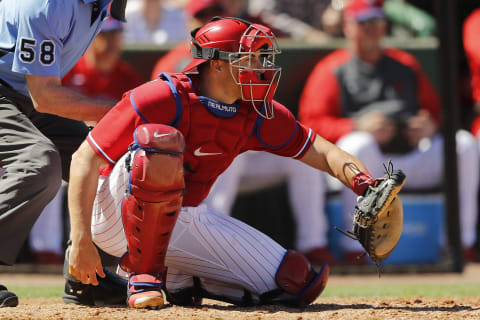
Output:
[62, 56, 144, 101]
[88, 73, 314, 206]
[298, 48, 441, 143]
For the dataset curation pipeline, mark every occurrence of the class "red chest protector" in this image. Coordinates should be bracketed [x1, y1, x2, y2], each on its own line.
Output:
[160, 73, 259, 206]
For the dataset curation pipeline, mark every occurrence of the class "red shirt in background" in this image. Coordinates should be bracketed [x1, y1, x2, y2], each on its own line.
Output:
[298, 48, 441, 143]
[463, 8, 480, 136]
[63, 56, 144, 101]
[151, 43, 191, 78]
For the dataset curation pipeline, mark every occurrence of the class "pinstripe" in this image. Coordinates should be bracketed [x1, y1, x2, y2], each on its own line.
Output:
[208, 210, 284, 288]
[93, 179, 125, 220]
[165, 206, 283, 293]
[168, 213, 259, 289]
[214, 210, 283, 268]
[202, 212, 267, 290]
[91, 153, 129, 257]
[90, 153, 284, 296]
[92, 213, 122, 236]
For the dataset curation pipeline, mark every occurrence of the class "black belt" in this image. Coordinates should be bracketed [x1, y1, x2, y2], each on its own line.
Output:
[0, 47, 14, 59]
[0, 47, 15, 89]
[0, 77, 12, 89]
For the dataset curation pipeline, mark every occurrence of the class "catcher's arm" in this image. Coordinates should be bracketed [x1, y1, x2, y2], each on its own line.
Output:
[300, 134, 374, 194]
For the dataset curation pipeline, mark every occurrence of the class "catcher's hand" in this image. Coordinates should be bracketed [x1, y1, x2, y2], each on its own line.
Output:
[338, 162, 406, 270]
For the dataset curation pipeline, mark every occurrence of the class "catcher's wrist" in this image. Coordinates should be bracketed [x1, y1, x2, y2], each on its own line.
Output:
[352, 171, 374, 195]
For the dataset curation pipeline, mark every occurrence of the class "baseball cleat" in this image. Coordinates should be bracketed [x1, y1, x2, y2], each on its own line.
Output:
[128, 290, 165, 309]
[62, 245, 127, 306]
[0, 285, 18, 307]
[127, 274, 165, 309]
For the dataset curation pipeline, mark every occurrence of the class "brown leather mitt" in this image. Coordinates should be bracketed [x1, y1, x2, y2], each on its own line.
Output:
[338, 162, 406, 270]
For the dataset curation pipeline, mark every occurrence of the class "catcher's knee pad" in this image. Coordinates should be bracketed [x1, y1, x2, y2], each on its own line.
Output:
[260, 250, 329, 307]
[120, 124, 185, 275]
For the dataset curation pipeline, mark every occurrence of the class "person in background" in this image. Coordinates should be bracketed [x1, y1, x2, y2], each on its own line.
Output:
[464, 8, 480, 139]
[150, 0, 225, 76]
[298, 0, 480, 263]
[250, 0, 436, 39]
[248, 0, 331, 43]
[123, 0, 188, 45]
[63, 17, 144, 103]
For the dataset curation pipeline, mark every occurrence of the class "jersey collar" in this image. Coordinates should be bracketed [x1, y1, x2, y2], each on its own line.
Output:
[198, 96, 239, 118]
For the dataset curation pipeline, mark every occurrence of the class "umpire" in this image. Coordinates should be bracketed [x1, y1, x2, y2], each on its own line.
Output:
[0, 0, 128, 307]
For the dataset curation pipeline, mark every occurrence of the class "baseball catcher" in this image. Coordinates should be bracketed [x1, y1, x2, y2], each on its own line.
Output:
[337, 161, 406, 270]
[64, 16, 406, 309]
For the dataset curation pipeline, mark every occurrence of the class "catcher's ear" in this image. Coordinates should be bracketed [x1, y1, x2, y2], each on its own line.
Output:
[211, 60, 222, 72]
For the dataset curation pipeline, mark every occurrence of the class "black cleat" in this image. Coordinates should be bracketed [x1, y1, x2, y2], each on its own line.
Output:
[62, 268, 128, 306]
[0, 285, 18, 307]
[62, 244, 128, 306]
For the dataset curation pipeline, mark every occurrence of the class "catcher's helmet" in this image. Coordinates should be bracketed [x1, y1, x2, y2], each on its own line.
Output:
[183, 17, 282, 119]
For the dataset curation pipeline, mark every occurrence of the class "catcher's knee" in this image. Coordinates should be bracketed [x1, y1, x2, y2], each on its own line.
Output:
[260, 250, 329, 307]
[164, 251, 328, 307]
[120, 124, 185, 274]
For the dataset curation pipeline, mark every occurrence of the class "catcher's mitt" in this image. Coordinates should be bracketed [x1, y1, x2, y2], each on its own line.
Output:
[337, 162, 406, 271]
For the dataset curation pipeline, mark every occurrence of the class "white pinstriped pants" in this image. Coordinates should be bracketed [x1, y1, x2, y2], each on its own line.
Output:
[204, 150, 328, 252]
[91, 152, 286, 301]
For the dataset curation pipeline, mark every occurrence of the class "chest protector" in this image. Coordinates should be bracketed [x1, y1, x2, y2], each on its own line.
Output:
[159, 73, 259, 206]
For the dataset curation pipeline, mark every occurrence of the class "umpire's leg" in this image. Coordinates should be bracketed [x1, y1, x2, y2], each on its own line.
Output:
[29, 112, 89, 181]
[33, 114, 127, 306]
[0, 101, 62, 265]
[33, 113, 119, 266]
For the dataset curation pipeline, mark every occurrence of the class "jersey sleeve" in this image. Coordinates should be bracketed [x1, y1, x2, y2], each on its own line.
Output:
[245, 101, 315, 159]
[12, 1, 71, 77]
[88, 79, 179, 164]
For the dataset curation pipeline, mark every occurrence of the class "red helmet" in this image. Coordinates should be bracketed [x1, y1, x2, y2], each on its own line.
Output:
[183, 17, 282, 119]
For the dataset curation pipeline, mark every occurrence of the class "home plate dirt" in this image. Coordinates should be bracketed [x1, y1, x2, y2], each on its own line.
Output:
[1, 265, 480, 320]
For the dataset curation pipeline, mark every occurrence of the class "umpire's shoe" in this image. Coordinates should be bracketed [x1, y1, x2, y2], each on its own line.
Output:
[62, 246, 128, 306]
[0, 285, 18, 307]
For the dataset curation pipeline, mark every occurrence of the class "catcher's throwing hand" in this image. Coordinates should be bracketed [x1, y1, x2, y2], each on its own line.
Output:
[338, 161, 406, 269]
[68, 240, 106, 286]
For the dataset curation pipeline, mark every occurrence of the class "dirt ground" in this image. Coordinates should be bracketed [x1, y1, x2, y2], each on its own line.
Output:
[1, 265, 480, 320]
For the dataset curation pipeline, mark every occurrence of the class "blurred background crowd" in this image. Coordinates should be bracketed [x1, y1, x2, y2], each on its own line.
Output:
[22, 0, 480, 269]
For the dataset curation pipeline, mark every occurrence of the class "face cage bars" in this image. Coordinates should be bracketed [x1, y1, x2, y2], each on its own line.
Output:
[228, 25, 282, 119]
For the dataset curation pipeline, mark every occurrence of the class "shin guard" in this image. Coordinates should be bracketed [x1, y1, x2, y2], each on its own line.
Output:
[261, 250, 329, 306]
[120, 124, 185, 275]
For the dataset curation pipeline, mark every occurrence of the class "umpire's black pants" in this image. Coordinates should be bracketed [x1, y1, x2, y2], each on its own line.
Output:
[0, 85, 88, 265]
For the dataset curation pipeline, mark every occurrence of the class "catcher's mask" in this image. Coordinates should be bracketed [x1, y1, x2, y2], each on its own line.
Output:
[183, 16, 282, 119]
